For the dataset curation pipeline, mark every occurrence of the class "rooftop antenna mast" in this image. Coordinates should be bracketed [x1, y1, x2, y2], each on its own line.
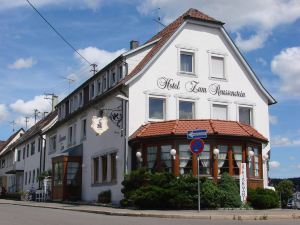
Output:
[153, 8, 166, 32]
[90, 63, 98, 75]
[10, 121, 16, 132]
[60, 76, 75, 93]
[44, 93, 58, 112]
[25, 117, 30, 130]
[33, 109, 40, 123]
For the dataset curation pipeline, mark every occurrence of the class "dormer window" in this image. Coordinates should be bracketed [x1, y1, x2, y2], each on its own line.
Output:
[97, 79, 102, 95]
[79, 91, 83, 107]
[69, 98, 74, 113]
[110, 69, 116, 87]
[118, 65, 123, 80]
[103, 74, 107, 91]
[90, 82, 95, 99]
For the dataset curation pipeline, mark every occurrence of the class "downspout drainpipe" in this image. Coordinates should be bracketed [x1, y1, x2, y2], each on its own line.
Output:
[39, 134, 47, 189]
[120, 90, 129, 175]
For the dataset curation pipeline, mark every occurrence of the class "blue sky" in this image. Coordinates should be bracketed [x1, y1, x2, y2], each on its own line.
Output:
[0, 0, 299, 178]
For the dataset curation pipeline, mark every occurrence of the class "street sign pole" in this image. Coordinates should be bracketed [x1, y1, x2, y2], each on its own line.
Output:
[197, 155, 200, 212]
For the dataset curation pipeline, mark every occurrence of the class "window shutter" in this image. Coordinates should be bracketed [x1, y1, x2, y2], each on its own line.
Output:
[211, 56, 224, 79]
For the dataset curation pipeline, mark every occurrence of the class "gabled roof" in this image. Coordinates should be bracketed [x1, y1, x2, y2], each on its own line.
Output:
[130, 119, 268, 142]
[12, 111, 58, 147]
[0, 128, 24, 154]
[121, 8, 223, 85]
[121, 8, 276, 105]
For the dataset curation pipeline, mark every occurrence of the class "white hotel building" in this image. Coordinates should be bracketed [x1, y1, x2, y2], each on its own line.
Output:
[41, 8, 276, 203]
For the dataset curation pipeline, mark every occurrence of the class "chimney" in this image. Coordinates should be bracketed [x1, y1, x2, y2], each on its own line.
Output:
[130, 40, 139, 50]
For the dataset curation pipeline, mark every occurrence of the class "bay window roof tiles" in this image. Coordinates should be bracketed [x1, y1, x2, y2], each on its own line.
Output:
[130, 119, 268, 142]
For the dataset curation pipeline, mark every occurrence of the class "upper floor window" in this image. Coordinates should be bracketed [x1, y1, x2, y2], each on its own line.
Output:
[179, 100, 195, 119]
[103, 74, 108, 91]
[69, 98, 74, 113]
[79, 91, 83, 107]
[23, 147, 25, 159]
[68, 124, 76, 146]
[97, 79, 102, 95]
[149, 97, 166, 121]
[73, 95, 78, 111]
[110, 69, 116, 87]
[212, 104, 228, 120]
[17, 150, 21, 162]
[180, 52, 194, 74]
[26, 144, 29, 157]
[49, 135, 57, 153]
[239, 106, 253, 125]
[208, 51, 227, 80]
[31, 142, 35, 155]
[118, 65, 123, 80]
[81, 119, 87, 140]
[90, 82, 95, 99]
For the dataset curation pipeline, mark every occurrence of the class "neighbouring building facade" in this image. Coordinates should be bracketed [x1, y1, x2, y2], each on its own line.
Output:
[0, 112, 57, 193]
[0, 8, 276, 204]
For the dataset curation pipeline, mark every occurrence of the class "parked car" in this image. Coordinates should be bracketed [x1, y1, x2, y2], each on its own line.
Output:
[287, 192, 300, 209]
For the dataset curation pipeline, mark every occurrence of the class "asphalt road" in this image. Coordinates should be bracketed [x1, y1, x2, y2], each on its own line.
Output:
[0, 204, 299, 225]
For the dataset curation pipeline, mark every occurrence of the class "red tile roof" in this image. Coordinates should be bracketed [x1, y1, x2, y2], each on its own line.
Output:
[122, 8, 223, 84]
[130, 119, 268, 142]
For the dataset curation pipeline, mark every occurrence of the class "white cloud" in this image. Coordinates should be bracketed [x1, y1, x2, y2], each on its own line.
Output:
[256, 57, 267, 66]
[269, 115, 278, 125]
[235, 32, 269, 52]
[289, 156, 296, 161]
[9, 95, 51, 116]
[269, 161, 280, 169]
[271, 47, 300, 96]
[75, 47, 126, 70]
[137, 0, 300, 51]
[297, 164, 300, 169]
[8, 57, 36, 70]
[0, 104, 8, 123]
[0, 0, 103, 11]
[14, 116, 35, 129]
[272, 135, 300, 147]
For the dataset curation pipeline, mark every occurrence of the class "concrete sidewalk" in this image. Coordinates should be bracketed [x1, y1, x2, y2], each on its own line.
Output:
[0, 199, 299, 220]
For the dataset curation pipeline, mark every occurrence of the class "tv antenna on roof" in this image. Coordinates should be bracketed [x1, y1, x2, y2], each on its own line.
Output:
[10, 121, 16, 132]
[153, 8, 166, 32]
[60, 76, 75, 93]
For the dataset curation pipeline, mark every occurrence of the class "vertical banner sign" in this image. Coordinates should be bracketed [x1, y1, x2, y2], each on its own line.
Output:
[240, 163, 247, 203]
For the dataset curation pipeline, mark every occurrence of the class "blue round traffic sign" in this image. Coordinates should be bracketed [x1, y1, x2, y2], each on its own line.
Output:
[189, 139, 205, 155]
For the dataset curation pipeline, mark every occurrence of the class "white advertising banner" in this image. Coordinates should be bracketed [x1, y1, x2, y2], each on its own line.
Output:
[240, 163, 247, 203]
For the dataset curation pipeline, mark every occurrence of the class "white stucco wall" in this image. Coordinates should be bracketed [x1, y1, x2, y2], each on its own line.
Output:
[46, 95, 125, 203]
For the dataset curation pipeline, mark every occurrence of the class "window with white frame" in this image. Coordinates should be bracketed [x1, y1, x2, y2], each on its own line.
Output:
[69, 98, 74, 113]
[239, 106, 253, 125]
[149, 97, 166, 120]
[210, 54, 225, 80]
[179, 100, 195, 119]
[73, 95, 78, 111]
[49, 135, 57, 153]
[212, 104, 228, 120]
[180, 51, 194, 73]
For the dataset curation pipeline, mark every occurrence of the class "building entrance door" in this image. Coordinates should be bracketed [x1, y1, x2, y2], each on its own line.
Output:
[52, 155, 82, 201]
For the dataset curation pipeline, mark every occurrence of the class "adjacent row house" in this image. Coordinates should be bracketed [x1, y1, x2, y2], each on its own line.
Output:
[0, 8, 276, 204]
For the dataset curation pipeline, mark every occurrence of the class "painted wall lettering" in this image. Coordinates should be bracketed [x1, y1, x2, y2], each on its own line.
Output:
[185, 81, 207, 93]
[157, 77, 180, 90]
[209, 83, 246, 97]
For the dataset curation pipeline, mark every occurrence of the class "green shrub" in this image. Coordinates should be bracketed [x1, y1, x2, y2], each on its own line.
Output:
[200, 179, 222, 209]
[248, 188, 279, 209]
[218, 173, 241, 208]
[98, 190, 111, 204]
[276, 180, 294, 208]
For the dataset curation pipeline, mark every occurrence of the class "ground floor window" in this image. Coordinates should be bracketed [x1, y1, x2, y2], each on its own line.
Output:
[110, 153, 117, 182]
[67, 162, 80, 186]
[218, 145, 229, 175]
[101, 156, 108, 182]
[233, 146, 243, 175]
[160, 145, 172, 172]
[199, 144, 211, 175]
[54, 162, 63, 186]
[147, 146, 158, 171]
[93, 158, 99, 184]
[179, 144, 192, 175]
[249, 146, 260, 178]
